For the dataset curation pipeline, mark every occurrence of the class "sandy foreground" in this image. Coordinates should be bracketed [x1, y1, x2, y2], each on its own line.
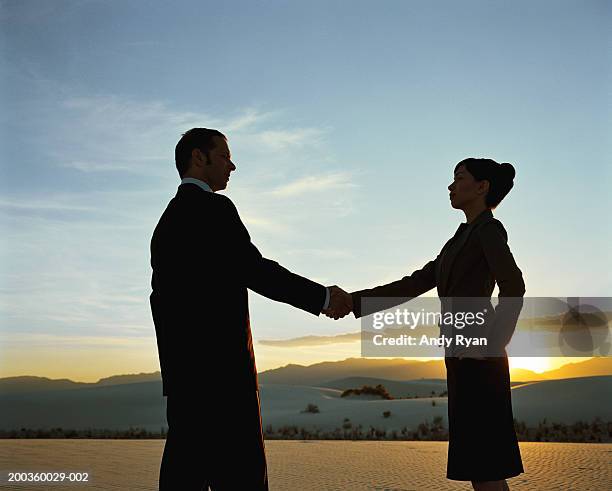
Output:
[1, 440, 611, 490]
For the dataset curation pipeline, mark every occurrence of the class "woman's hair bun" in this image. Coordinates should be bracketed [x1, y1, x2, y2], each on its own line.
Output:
[498, 162, 516, 181]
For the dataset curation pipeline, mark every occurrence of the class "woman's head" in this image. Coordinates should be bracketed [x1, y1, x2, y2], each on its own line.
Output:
[448, 158, 515, 210]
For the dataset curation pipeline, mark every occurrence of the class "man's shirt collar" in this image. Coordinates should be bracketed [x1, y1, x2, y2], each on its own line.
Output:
[181, 177, 213, 193]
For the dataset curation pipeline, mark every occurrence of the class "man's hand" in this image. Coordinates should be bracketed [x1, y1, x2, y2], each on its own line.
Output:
[322, 285, 353, 320]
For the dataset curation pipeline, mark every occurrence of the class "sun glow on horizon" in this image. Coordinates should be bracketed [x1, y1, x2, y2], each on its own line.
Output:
[508, 357, 554, 374]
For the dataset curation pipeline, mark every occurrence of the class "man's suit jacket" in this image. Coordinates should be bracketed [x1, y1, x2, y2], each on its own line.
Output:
[150, 183, 326, 396]
[352, 209, 525, 354]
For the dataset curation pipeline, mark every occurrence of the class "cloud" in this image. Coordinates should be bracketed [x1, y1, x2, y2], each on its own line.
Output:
[256, 127, 325, 150]
[2, 332, 153, 349]
[50, 96, 217, 175]
[0, 188, 159, 338]
[59, 160, 160, 174]
[285, 248, 355, 260]
[238, 213, 291, 235]
[225, 107, 276, 132]
[0, 188, 162, 222]
[0, 198, 96, 213]
[269, 172, 357, 198]
[258, 331, 361, 347]
[1, 90, 361, 364]
[41, 96, 330, 177]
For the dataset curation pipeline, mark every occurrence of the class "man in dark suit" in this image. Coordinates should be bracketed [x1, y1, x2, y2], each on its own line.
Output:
[150, 128, 352, 490]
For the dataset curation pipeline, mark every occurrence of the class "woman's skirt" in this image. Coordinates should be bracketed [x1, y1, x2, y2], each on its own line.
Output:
[445, 356, 524, 482]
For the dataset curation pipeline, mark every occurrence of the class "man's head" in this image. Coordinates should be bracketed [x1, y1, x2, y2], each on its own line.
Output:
[175, 128, 236, 191]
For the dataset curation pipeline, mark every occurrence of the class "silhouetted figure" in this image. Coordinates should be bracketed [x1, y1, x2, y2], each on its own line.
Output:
[149, 128, 344, 490]
[351, 158, 525, 491]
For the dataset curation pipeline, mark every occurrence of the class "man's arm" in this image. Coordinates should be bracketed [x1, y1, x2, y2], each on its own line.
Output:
[220, 195, 328, 315]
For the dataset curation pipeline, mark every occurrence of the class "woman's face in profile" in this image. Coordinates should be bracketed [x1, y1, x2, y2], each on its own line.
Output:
[448, 164, 488, 209]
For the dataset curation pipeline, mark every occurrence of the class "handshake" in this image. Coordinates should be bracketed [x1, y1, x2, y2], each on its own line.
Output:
[321, 285, 353, 320]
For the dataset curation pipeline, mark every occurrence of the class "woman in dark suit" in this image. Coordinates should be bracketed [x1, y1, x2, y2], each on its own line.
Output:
[350, 158, 525, 490]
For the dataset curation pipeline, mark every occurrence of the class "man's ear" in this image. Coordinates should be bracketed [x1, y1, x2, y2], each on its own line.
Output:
[479, 180, 490, 195]
[191, 148, 205, 166]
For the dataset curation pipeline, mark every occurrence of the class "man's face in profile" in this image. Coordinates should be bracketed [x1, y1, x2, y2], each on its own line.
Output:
[198, 136, 236, 191]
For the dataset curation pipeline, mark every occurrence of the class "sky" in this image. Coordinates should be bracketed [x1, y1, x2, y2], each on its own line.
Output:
[1, 0, 610, 381]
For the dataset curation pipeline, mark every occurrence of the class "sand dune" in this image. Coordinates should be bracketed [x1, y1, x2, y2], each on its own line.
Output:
[1, 375, 610, 433]
[510, 375, 612, 424]
[261, 383, 448, 432]
[260, 375, 612, 431]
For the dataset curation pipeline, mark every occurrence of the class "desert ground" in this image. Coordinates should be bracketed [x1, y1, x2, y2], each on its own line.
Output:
[1, 440, 611, 490]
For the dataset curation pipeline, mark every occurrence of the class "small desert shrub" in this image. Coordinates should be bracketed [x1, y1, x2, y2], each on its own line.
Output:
[341, 384, 392, 400]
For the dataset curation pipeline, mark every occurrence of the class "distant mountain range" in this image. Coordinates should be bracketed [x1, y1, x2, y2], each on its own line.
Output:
[2, 357, 611, 396]
[256, 357, 556, 385]
[0, 372, 162, 395]
[259, 358, 448, 386]
[257, 356, 612, 386]
[540, 357, 612, 379]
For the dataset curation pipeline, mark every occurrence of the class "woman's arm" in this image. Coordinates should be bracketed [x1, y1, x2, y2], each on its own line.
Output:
[477, 220, 525, 354]
[351, 258, 438, 318]
[478, 220, 525, 297]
